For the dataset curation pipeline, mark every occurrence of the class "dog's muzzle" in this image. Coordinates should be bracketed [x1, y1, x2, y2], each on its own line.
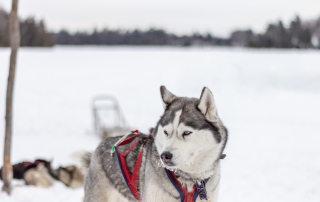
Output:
[161, 151, 173, 164]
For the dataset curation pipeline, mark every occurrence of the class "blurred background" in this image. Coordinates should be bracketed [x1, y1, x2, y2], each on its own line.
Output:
[0, 0, 319, 202]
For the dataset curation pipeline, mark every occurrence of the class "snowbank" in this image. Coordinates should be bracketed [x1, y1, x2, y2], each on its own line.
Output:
[0, 46, 319, 202]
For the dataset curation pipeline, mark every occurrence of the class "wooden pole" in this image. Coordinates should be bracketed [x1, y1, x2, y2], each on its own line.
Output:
[2, 0, 20, 195]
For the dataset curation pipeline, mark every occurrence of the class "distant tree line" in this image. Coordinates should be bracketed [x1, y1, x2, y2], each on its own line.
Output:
[0, 8, 54, 47]
[53, 29, 229, 46]
[52, 15, 320, 48]
[230, 16, 320, 48]
[0, 7, 319, 48]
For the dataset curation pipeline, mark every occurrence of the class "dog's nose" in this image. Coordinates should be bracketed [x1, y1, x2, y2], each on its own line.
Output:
[161, 152, 173, 163]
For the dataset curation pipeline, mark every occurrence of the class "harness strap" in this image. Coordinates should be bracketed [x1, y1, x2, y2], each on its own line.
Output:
[114, 130, 153, 201]
[111, 130, 141, 156]
[165, 169, 210, 202]
[165, 169, 187, 202]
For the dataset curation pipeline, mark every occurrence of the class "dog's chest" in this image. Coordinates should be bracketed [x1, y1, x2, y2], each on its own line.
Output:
[141, 157, 181, 202]
[143, 176, 181, 202]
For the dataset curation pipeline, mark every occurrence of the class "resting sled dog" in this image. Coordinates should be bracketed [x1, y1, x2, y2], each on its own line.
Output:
[83, 86, 228, 202]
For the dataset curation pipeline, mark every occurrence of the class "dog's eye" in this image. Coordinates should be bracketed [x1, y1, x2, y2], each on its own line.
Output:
[164, 130, 168, 136]
[183, 131, 192, 137]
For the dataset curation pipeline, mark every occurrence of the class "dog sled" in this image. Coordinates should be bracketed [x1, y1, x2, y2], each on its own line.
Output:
[92, 95, 131, 139]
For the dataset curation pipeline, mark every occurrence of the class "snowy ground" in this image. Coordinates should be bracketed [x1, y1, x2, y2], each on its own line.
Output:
[0, 46, 319, 202]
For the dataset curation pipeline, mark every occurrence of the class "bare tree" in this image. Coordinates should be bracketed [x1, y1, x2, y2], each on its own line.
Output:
[2, 0, 20, 195]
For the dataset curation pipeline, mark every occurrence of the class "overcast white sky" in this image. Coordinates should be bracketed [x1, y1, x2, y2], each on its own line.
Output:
[0, 0, 319, 37]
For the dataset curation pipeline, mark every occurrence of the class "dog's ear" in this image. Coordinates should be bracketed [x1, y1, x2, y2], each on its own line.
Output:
[160, 86, 177, 110]
[198, 87, 218, 122]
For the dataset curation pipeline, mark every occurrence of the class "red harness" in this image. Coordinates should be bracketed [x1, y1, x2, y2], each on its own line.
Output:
[113, 130, 208, 202]
[114, 130, 152, 201]
[165, 169, 200, 202]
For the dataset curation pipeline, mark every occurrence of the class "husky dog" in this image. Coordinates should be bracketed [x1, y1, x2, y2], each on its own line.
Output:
[83, 86, 228, 202]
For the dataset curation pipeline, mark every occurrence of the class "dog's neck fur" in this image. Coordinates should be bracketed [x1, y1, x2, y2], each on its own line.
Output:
[174, 159, 220, 180]
[172, 155, 221, 192]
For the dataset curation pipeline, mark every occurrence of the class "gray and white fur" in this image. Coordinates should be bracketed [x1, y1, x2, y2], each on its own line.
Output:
[83, 86, 228, 202]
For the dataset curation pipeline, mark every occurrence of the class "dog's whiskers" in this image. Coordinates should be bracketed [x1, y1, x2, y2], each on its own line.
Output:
[156, 159, 177, 172]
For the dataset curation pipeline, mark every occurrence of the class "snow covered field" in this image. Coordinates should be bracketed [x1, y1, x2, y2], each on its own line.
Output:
[0, 46, 319, 202]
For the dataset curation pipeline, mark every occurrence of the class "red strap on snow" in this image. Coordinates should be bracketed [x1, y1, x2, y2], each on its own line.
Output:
[115, 130, 153, 201]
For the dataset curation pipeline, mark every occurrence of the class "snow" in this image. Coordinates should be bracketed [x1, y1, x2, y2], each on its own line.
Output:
[0, 46, 320, 202]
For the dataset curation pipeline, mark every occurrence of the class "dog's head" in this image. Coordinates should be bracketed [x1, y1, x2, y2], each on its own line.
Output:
[154, 86, 228, 173]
